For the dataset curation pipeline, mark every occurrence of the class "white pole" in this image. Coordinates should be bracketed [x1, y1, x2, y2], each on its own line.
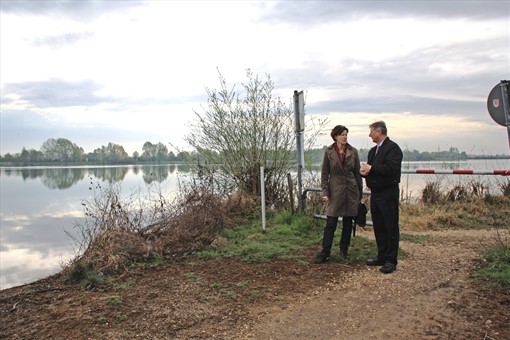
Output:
[260, 166, 266, 232]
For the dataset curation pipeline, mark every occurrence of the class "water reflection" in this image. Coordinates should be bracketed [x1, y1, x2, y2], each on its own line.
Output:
[42, 168, 87, 189]
[20, 168, 43, 180]
[141, 164, 176, 183]
[89, 167, 129, 184]
[1, 212, 82, 289]
[0, 164, 187, 289]
[0, 164, 185, 189]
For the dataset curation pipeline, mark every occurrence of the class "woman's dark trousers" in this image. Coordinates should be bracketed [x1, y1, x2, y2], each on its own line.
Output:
[321, 216, 354, 256]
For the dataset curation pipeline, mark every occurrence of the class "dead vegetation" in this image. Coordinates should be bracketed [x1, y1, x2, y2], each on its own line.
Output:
[64, 178, 259, 284]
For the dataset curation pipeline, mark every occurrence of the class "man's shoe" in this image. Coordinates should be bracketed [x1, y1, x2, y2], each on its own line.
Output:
[380, 262, 397, 274]
[366, 258, 384, 266]
[314, 254, 329, 264]
[340, 249, 349, 259]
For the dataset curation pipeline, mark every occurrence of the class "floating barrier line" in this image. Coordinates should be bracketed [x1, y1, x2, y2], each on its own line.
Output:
[401, 169, 510, 176]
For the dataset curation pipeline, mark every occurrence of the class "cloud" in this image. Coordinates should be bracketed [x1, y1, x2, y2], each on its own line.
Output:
[32, 31, 95, 48]
[259, 0, 510, 25]
[308, 95, 483, 117]
[0, 0, 146, 21]
[2, 79, 110, 108]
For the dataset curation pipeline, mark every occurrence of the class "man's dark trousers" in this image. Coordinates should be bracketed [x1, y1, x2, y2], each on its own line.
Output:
[370, 184, 399, 264]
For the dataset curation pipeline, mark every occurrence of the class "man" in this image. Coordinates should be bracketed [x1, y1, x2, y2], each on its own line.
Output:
[360, 121, 403, 274]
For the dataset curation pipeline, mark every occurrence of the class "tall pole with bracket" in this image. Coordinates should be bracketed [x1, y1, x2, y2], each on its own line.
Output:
[293, 90, 305, 211]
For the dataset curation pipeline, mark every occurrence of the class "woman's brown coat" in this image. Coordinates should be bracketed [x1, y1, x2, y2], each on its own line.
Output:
[321, 143, 363, 217]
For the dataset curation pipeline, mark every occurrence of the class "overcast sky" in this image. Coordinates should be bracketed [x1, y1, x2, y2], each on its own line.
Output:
[1, 0, 509, 156]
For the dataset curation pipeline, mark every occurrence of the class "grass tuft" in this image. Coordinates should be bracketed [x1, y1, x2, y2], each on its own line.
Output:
[473, 245, 510, 291]
[64, 261, 104, 289]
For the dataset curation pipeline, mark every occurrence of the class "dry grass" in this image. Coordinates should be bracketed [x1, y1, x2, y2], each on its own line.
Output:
[65, 180, 259, 280]
[400, 179, 510, 232]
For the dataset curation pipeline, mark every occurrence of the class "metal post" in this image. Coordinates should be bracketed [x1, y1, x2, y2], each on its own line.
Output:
[499, 80, 510, 149]
[293, 91, 305, 211]
[260, 166, 266, 232]
[296, 131, 303, 210]
[287, 173, 295, 212]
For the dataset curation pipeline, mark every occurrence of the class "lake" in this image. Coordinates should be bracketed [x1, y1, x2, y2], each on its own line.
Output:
[1, 160, 509, 289]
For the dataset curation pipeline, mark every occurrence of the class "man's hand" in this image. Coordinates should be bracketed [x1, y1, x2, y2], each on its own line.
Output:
[360, 162, 371, 176]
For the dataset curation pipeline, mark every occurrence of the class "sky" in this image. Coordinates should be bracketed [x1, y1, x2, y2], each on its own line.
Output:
[1, 0, 509, 156]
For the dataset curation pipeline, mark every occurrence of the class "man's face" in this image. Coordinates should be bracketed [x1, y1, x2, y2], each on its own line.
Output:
[369, 128, 381, 143]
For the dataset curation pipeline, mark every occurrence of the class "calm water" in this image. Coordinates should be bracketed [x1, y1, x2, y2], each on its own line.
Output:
[1, 160, 509, 289]
[0, 164, 185, 290]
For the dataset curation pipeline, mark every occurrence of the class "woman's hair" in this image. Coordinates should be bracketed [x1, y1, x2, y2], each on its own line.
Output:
[330, 125, 348, 140]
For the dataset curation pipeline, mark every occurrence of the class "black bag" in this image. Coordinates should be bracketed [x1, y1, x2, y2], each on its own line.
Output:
[353, 202, 368, 236]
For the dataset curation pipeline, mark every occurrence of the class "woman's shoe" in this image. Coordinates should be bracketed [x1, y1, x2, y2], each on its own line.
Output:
[314, 254, 329, 263]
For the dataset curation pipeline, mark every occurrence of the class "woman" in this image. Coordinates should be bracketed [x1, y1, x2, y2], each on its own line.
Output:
[315, 125, 363, 263]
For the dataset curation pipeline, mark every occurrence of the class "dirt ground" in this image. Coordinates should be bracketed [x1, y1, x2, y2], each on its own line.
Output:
[1, 228, 509, 339]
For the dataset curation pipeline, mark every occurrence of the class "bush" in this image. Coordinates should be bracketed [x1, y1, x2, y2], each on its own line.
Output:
[68, 178, 260, 278]
[499, 179, 510, 197]
[64, 261, 104, 289]
[421, 180, 443, 204]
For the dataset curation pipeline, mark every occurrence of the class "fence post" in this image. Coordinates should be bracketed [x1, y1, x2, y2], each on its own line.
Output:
[260, 166, 266, 232]
[287, 173, 295, 213]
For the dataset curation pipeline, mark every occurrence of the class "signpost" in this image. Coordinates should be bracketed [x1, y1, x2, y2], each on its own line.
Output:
[487, 80, 510, 150]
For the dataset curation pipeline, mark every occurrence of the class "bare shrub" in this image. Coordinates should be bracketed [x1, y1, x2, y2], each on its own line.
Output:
[421, 180, 443, 204]
[499, 179, 510, 197]
[66, 175, 258, 279]
[446, 184, 468, 202]
[183, 69, 328, 209]
[151, 189, 226, 256]
[467, 178, 487, 197]
[66, 181, 166, 275]
[224, 190, 260, 222]
[443, 179, 489, 202]
[423, 178, 492, 204]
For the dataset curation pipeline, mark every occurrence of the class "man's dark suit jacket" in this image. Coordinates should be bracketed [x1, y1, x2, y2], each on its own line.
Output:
[365, 137, 403, 190]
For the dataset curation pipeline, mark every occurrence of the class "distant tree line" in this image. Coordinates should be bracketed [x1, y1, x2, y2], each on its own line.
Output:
[306, 146, 509, 164]
[0, 138, 194, 165]
[1, 138, 508, 166]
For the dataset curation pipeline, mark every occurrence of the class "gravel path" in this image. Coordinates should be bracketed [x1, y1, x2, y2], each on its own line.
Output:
[239, 229, 509, 339]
